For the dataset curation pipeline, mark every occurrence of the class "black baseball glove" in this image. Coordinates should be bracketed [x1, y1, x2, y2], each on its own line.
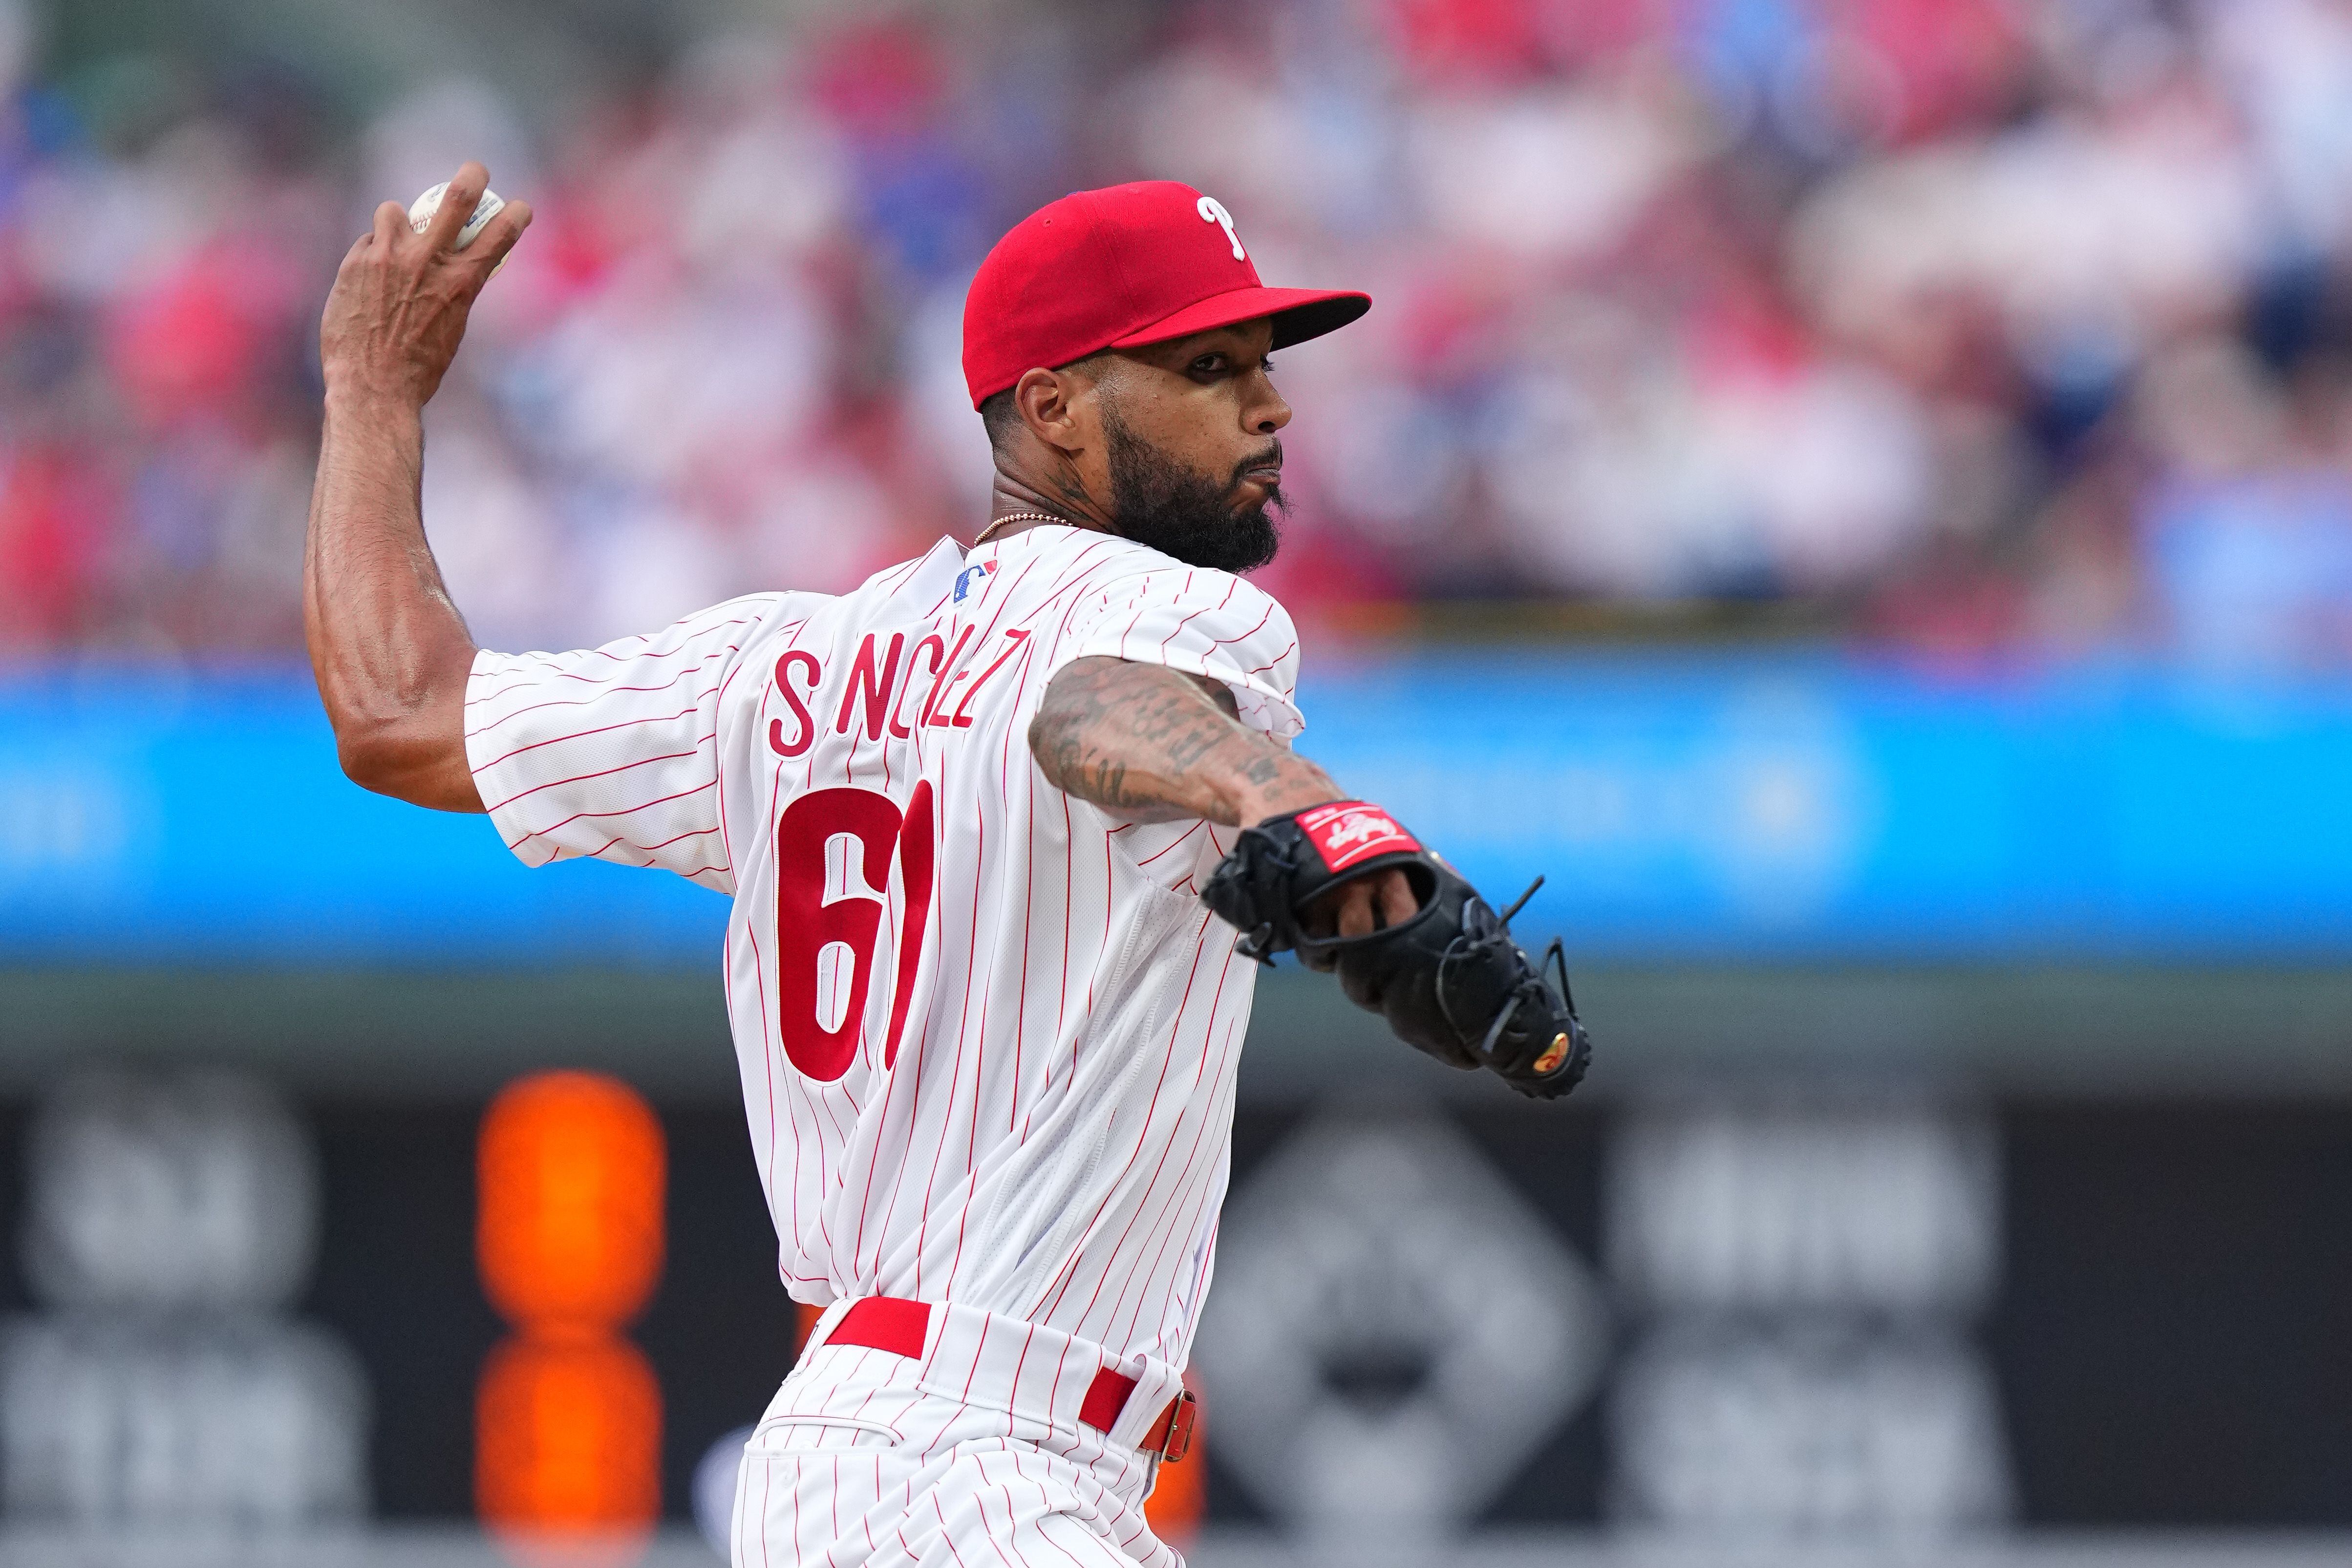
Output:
[1200, 800, 1591, 1100]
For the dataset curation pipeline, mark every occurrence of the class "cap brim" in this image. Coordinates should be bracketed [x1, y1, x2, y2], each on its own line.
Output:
[1108, 285, 1371, 355]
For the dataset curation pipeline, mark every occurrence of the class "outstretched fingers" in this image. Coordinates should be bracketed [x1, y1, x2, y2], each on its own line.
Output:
[467, 198, 533, 273]
[369, 199, 406, 250]
[422, 160, 491, 252]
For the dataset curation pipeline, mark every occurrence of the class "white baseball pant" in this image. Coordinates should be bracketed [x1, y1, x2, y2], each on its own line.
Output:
[732, 1298, 1189, 1568]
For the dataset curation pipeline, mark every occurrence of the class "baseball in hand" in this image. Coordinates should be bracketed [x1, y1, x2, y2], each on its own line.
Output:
[409, 182, 511, 279]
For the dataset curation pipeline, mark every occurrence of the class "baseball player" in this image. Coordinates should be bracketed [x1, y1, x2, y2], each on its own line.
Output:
[308, 164, 1587, 1566]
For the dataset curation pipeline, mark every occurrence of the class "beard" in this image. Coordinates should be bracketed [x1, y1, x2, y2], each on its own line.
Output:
[1101, 406, 1284, 573]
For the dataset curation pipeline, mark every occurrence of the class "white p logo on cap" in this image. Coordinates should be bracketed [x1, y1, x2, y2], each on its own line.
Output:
[1197, 195, 1245, 261]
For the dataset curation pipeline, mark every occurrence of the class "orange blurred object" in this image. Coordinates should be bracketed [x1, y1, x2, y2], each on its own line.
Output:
[478, 1072, 666, 1335]
[1142, 1373, 1205, 1546]
[477, 1336, 663, 1557]
[477, 1073, 668, 1562]
[793, 1299, 825, 1358]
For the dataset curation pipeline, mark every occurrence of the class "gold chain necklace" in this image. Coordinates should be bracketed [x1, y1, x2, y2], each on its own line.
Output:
[971, 511, 1069, 546]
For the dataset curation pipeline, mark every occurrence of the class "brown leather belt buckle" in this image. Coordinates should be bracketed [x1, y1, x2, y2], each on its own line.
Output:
[1154, 1388, 1198, 1464]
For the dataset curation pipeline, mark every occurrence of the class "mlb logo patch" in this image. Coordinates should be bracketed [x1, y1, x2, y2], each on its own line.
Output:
[1296, 801, 1419, 872]
[954, 560, 996, 603]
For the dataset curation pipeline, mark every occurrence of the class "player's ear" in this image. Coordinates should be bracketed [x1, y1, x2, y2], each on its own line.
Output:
[1014, 366, 1085, 456]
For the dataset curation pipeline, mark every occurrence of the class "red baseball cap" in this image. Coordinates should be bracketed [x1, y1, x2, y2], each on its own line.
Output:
[961, 180, 1370, 409]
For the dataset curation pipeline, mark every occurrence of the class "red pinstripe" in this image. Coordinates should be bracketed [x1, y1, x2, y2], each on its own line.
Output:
[1131, 822, 1204, 868]
[928, 550, 1054, 1293]
[918, 784, 989, 1293]
[503, 777, 714, 850]
[1152, 572, 1235, 658]
[1243, 640, 1298, 677]
[1204, 599, 1277, 649]
[1031, 922, 1214, 1325]
[1049, 916, 1220, 1338]
[468, 614, 758, 696]
[484, 747, 701, 813]
[1134, 1024, 1250, 1356]
[758, 1448, 773, 1568]
[465, 658, 717, 735]
[1101, 936, 1239, 1348]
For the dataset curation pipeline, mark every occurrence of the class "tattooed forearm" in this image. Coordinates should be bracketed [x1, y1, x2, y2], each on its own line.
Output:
[1029, 656, 1340, 825]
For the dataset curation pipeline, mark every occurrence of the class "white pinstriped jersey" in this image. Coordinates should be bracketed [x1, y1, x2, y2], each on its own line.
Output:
[464, 524, 1301, 1370]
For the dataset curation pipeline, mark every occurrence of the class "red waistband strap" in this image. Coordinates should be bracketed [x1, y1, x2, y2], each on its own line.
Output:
[1143, 1386, 1198, 1464]
[1071, 1365, 1195, 1462]
[1079, 1366, 1136, 1432]
[825, 1295, 931, 1357]
[813, 1297, 1196, 1463]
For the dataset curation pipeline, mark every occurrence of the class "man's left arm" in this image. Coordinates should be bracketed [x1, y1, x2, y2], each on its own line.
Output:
[1028, 655, 1416, 948]
[1032, 654, 1593, 1098]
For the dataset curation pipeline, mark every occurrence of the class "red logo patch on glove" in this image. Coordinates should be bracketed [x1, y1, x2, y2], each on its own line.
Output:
[1296, 801, 1420, 872]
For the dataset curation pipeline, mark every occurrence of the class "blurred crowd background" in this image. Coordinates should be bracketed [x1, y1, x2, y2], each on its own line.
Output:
[5, 0, 2352, 666]
[6, 3, 2352, 1561]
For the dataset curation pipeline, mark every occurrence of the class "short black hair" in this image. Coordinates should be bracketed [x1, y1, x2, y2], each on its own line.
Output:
[976, 353, 1117, 454]
[978, 387, 1020, 453]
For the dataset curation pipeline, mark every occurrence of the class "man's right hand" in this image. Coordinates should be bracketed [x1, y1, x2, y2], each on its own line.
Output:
[319, 160, 531, 409]
[305, 161, 524, 812]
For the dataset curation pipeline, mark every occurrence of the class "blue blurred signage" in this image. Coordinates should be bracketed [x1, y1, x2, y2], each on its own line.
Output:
[4, 658, 2351, 966]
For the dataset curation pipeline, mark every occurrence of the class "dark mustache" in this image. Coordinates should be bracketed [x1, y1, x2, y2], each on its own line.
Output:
[1230, 440, 1284, 487]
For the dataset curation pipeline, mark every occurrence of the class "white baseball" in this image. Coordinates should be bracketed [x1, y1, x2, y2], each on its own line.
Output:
[408, 181, 506, 252]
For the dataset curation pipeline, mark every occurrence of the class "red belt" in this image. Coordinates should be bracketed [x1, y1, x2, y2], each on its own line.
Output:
[819, 1297, 1197, 1464]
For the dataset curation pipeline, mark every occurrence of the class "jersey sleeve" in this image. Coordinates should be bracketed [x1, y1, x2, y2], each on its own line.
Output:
[1055, 567, 1304, 740]
[464, 595, 783, 893]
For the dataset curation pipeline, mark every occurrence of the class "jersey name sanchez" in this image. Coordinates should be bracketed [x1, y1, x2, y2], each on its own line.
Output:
[463, 525, 1303, 1368]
